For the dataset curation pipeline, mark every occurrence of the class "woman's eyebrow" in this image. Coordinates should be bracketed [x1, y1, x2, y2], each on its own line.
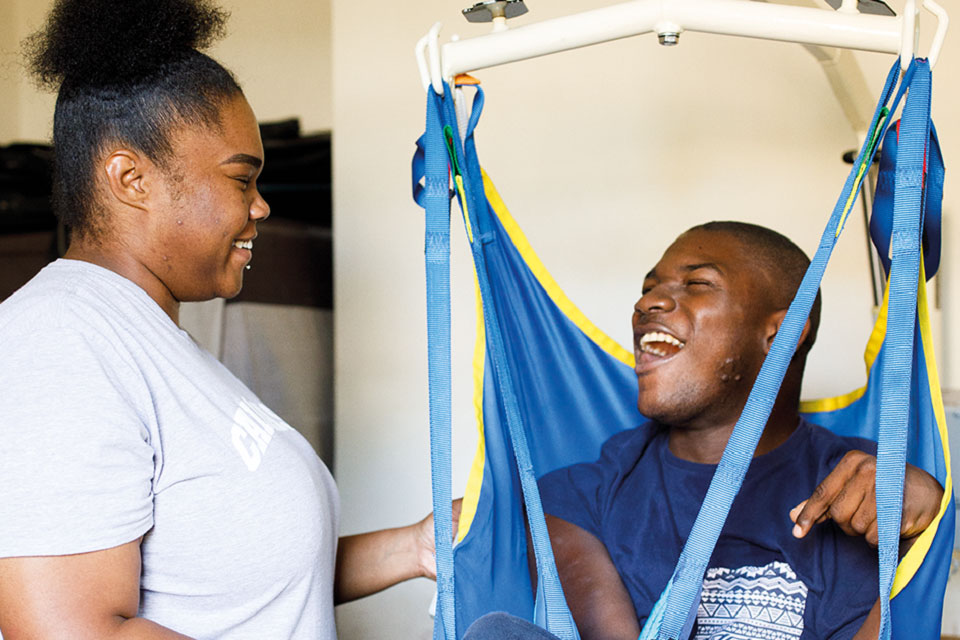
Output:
[220, 153, 262, 169]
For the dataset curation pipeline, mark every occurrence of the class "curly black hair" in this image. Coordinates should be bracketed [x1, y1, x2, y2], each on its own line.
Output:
[24, 0, 243, 238]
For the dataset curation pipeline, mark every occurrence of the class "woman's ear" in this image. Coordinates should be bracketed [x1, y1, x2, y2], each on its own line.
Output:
[764, 309, 812, 355]
[103, 150, 149, 211]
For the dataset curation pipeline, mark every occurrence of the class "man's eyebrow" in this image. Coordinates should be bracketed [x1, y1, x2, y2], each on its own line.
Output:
[220, 153, 263, 169]
[682, 262, 723, 275]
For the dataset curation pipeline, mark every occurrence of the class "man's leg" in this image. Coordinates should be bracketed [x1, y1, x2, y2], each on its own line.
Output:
[462, 612, 563, 640]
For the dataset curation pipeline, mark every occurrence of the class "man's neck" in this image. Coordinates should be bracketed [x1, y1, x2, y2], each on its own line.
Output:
[666, 411, 800, 464]
[666, 367, 805, 464]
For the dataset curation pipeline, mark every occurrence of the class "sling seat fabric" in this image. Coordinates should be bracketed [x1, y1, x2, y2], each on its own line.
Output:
[413, 59, 952, 640]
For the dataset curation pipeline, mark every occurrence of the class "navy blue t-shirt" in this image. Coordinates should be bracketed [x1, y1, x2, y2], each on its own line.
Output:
[539, 419, 879, 640]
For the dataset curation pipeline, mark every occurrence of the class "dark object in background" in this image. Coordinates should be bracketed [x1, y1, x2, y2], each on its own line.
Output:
[259, 119, 332, 229]
[0, 143, 58, 299]
[0, 144, 56, 235]
[0, 232, 60, 301]
[232, 219, 332, 309]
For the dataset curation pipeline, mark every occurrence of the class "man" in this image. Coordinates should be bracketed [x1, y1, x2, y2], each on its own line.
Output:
[530, 222, 944, 640]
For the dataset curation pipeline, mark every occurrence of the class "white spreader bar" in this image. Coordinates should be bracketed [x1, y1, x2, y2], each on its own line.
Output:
[416, 0, 949, 95]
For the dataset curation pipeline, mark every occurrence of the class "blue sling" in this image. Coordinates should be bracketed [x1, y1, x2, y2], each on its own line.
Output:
[412, 57, 953, 640]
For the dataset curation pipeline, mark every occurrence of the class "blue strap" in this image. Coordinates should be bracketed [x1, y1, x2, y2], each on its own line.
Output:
[653, 58, 908, 640]
[415, 82, 577, 640]
[421, 86, 457, 640]
[869, 119, 944, 279]
[453, 85, 580, 640]
[875, 59, 931, 640]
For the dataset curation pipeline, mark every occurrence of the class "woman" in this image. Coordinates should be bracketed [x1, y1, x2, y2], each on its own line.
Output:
[0, 1, 443, 637]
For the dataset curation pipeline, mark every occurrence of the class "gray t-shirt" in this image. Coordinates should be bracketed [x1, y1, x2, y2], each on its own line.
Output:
[0, 259, 339, 639]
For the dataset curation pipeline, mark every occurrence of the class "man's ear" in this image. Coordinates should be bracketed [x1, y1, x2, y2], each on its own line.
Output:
[764, 309, 812, 355]
[103, 150, 150, 211]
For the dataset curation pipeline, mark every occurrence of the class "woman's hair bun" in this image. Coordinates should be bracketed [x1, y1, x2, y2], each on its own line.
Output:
[25, 0, 229, 90]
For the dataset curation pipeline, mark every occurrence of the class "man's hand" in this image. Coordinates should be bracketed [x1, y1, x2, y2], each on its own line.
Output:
[790, 450, 943, 546]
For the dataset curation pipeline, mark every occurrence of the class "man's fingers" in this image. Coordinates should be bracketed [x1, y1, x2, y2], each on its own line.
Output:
[849, 494, 876, 538]
[789, 501, 806, 524]
[792, 453, 857, 536]
[793, 450, 874, 539]
[900, 464, 944, 538]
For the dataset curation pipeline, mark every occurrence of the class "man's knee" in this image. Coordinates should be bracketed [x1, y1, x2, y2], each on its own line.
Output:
[462, 612, 561, 640]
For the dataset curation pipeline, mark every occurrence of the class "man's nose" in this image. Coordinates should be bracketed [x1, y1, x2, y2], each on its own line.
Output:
[635, 285, 676, 315]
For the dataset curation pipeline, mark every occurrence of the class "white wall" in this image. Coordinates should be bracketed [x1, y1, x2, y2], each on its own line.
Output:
[209, 0, 332, 132]
[332, 1, 960, 638]
[0, 0, 332, 144]
[0, 2, 20, 143]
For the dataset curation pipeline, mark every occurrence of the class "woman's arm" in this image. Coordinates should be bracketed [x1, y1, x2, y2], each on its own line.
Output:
[334, 525, 432, 604]
[0, 539, 192, 640]
[334, 500, 461, 605]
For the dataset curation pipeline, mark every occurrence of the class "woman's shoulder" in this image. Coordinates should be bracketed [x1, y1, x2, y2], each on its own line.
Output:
[1, 260, 168, 340]
[2, 262, 104, 333]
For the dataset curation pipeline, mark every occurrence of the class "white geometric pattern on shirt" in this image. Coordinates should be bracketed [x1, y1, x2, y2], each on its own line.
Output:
[694, 561, 807, 640]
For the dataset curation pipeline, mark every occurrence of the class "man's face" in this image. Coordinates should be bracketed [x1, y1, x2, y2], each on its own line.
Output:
[632, 229, 779, 430]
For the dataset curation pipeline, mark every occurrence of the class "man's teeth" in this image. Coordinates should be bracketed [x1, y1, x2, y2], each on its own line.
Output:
[233, 239, 253, 250]
[639, 331, 685, 356]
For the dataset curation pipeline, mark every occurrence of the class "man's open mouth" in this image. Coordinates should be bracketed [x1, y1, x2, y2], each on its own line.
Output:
[638, 331, 685, 358]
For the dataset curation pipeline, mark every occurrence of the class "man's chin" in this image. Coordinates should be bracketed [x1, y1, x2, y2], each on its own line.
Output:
[637, 388, 699, 426]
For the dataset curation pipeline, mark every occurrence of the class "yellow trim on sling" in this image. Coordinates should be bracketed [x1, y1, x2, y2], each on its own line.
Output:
[455, 174, 475, 244]
[457, 276, 488, 544]
[481, 170, 635, 367]
[798, 285, 890, 414]
[456, 169, 637, 542]
[890, 261, 953, 598]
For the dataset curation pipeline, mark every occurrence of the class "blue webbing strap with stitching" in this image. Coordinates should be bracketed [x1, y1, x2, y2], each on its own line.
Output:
[876, 58, 931, 640]
[418, 86, 457, 640]
[414, 83, 578, 639]
[652, 58, 911, 640]
[452, 84, 580, 640]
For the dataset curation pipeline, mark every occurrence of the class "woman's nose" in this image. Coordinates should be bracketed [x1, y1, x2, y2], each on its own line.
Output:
[250, 190, 271, 221]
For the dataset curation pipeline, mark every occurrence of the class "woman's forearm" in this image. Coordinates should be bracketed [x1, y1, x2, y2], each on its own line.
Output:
[334, 525, 429, 605]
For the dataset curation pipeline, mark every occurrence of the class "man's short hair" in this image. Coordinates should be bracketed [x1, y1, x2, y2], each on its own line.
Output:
[688, 221, 821, 355]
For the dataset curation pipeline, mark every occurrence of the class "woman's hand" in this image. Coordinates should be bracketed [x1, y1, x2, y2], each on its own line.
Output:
[414, 498, 463, 580]
[334, 499, 463, 604]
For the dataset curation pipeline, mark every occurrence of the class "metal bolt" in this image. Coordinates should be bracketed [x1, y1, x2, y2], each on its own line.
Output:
[658, 32, 680, 46]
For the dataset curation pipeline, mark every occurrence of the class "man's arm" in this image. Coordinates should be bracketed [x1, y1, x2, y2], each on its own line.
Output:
[0, 539, 193, 640]
[334, 499, 461, 604]
[545, 515, 639, 640]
